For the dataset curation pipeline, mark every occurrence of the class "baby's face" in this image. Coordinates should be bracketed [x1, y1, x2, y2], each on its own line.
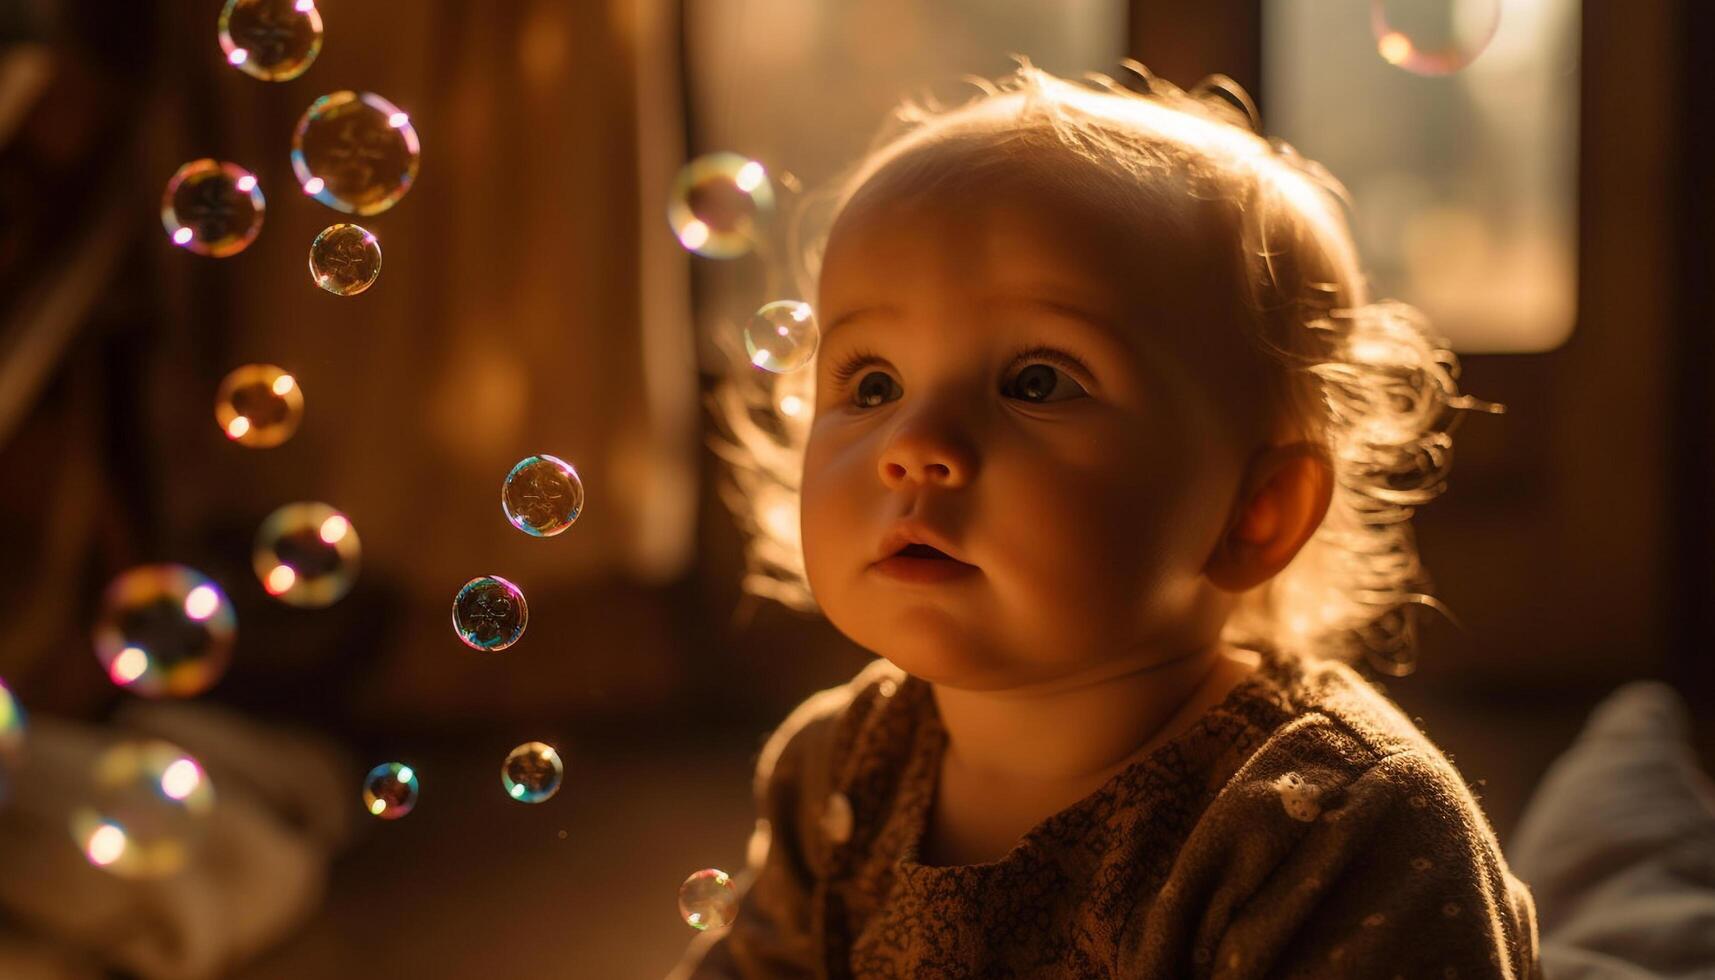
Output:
[802, 179, 1272, 691]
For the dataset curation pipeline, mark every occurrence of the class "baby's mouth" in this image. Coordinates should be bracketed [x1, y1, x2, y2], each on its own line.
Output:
[895, 543, 954, 560]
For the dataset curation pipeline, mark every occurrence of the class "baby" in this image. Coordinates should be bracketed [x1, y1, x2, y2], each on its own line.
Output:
[675, 62, 1539, 978]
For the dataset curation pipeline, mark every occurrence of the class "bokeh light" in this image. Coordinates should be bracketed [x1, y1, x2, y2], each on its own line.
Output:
[501, 741, 563, 803]
[501, 455, 584, 537]
[215, 363, 304, 448]
[217, 0, 324, 81]
[452, 576, 528, 652]
[1370, 0, 1501, 76]
[292, 91, 421, 215]
[253, 502, 361, 607]
[308, 223, 382, 295]
[666, 152, 774, 259]
[744, 300, 818, 373]
[362, 762, 418, 819]
[92, 565, 236, 698]
[677, 868, 738, 931]
[0, 677, 23, 807]
[161, 159, 266, 257]
[69, 740, 215, 879]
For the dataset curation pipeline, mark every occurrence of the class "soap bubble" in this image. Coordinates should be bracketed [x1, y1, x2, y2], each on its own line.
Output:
[0, 678, 23, 807]
[666, 152, 774, 259]
[253, 502, 361, 607]
[1371, 0, 1500, 76]
[218, 0, 323, 81]
[362, 762, 418, 819]
[501, 455, 584, 537]
[678, 868, 738, 931]
[744, 300, 818, 373]
[292, 90, 421, 215]
[501, 741, 563, 803]
[452, 576, 528, 651]
[93, 565, 236, 698]
[70, 740, 215, 879]
[308, 223, 382, 295]
[161, 159, 266, 257]
[215, 363, 304, 447]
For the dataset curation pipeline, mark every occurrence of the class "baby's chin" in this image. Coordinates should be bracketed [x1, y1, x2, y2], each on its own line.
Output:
[849, 612, 1040, 692]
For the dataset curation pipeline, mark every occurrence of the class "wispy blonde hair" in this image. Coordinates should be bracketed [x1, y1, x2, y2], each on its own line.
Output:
[706, 61, 1499, 675]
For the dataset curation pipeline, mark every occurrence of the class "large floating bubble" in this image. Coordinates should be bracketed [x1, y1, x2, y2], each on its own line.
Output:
[292, 91, 421, 215]
[452, 576, 528, 652]
[93, 565, 236, 698]
[215, 363, 304, 447]
[744, 300, 818, 373]
[71, 740, 215, 879]
[308, 223, 382, 295]
[678, 868, 738, 931]
[253, 502, 361, 607]
[162, 159, 266, 257]
[218, 0, 323, 81]
[1370, 0, 1500, 76]
[501, 741, 563, 803]
[362, 762, 418, 819]
[501, 455, 584, 537]
[666, 153, 774, 259]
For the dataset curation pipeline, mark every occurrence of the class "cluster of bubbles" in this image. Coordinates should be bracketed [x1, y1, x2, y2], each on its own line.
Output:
[1369, 0, 1501, 76]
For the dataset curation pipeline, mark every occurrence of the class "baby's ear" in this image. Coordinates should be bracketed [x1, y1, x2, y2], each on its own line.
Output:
[1204, 442, 1333, 592]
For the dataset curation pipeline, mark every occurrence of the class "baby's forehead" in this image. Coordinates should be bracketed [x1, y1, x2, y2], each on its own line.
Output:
[819, 160, 1244, 329]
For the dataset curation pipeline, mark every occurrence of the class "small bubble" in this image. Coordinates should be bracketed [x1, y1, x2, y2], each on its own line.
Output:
[678, 868, 737, 931]
[0, 677, 24, 807]
[215, 363, 304, 447]
[501, 455, 584, 537]
[253, 502, 361, 607]
[93, 565, 236, 698]
[162, 159, 265, 257]
[1371, 0, 1500, 76]
[70, 740, 215, 878]
[362, 762, 418, 819]
[666, 153, 773, 259]
[452, 576, 528, 651]
[744, 300, 818, 373]
[292, 91, 421, 215]
[308, 223, 382, 295]
[502, 742, 564, 803]
[218, 0, 323, 81]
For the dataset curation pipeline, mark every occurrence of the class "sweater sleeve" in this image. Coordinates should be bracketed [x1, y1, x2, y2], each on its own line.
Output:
[666, 686, 849, 980]
[1208, 750, 1540, 979]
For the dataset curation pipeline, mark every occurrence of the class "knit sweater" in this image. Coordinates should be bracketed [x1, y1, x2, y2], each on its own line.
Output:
[671, 643, 1541, 978]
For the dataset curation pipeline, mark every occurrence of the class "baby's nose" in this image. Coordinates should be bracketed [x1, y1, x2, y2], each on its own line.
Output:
[877, 425, 976, 489]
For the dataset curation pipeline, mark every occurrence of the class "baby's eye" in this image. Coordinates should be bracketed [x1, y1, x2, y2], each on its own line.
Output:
[1002, 362, 1088, 404]
[853, 370, 900, 409]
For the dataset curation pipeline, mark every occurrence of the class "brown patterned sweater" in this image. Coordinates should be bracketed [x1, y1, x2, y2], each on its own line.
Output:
[671, 643, 1541, 978]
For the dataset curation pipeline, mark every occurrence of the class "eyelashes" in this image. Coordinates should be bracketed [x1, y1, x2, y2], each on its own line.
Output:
[825, 345, 1093, 389]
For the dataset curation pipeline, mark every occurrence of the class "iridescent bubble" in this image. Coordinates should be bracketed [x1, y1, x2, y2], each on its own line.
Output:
[452, 576, 528, 652]
[501, 741, 563, 803]
[161, 159, 266, 257]
[1371, 0, 1501, 76]
[292, 91, 421, 215]
[0, 677, 24, 807]
[362, 762, 418, 819]
[666, 152, 774, 259]
[93, 565, 236, 698]
[744, 300, 818, 373]
[253, 502, 361, 608]
[308, 223, 381, 295]
[70, 740, 215, 879]
[502, 455, 584, 537]
[218, 0, 323, 82]
[678, 868, 737, 931]
[215, 363, 304, 447]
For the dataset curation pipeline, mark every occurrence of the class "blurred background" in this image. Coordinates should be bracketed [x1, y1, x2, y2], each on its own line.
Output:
[0, 0, 1708, 976]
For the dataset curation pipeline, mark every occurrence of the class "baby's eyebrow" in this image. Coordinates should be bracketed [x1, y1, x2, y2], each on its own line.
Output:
[820, 304, 902, 343]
